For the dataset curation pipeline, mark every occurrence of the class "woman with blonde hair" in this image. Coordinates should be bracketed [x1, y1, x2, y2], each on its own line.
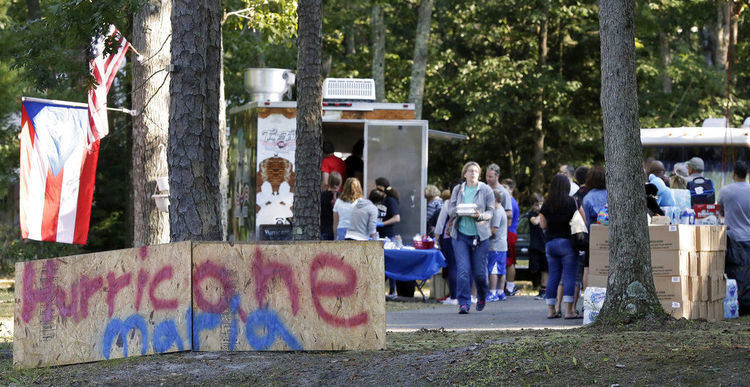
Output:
[448, 161, 496, 314]
[333, 178, 363, 240]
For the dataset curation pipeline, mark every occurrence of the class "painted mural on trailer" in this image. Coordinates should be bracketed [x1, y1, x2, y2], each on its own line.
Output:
[255, 114, 296, 228]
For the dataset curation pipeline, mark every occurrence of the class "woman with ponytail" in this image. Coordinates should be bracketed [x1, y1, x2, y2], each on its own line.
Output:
[374, 177, 401, 238]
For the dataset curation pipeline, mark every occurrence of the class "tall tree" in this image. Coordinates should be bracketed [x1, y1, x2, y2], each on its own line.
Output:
[132, 0, 172, 246]
[408, 0, 433, 119]
[531, 0, 549, 195]
[168, 0, 225, 241]
[598, 0, 665, 324]
[371, 3, 385, 101]
[293, 0, 323, 240]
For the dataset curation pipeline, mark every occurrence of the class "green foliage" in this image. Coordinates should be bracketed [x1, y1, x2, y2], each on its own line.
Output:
[223, 0, 299, 106]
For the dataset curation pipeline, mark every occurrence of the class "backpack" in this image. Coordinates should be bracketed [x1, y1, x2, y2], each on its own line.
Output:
[687, 177, 715, 205]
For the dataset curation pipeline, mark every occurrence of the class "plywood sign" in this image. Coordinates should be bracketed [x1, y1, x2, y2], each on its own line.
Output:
[14, 242, 192, 368]
[191, 241, 385, 351]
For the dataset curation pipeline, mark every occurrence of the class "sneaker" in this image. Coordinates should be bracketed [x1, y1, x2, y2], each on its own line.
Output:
[497, 292, 507, 301]
[471, 296, 478, 304]
[458, 304, 470, 314]
[386, 293, 397, 301]
[476, 299, 486, 311]
[442, 298, 458, 305]
[505, 287, 520, 296]
[534, 289, 546, 300]
[487, 293, 500, 302]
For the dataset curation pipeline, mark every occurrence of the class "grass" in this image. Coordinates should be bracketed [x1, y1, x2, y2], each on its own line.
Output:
[0, 317, 748, 384]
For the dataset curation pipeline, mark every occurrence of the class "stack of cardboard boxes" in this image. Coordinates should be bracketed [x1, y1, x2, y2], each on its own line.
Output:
[588, 224, 727, 320]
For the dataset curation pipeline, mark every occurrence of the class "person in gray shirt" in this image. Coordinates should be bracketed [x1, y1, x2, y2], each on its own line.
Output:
[718, 160, 750, 316]
[345, 189, 385, 241]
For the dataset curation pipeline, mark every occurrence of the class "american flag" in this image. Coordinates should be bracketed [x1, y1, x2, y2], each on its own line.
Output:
[87, 25, 130, 147]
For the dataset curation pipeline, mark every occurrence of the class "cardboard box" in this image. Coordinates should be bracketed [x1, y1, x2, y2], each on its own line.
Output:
[651, 250, 691, 276]
[695, 225, 727, 251]
[689, 275, 700, 301]
[648, 225, 696, 250]
[590, 224, 697, 251]
[588, 274, 608, 288]
[589, 224, 610, 251]
[589, 249, 690, 278]
[713, 252, 726, 275]
[589, 249, 609, 277]
[710, 276, 726, 301]
[688, 276, 714, 302]
[653, 275, 690, 302]
[660, 299, 689, 319]
[694, 252, 712, 276]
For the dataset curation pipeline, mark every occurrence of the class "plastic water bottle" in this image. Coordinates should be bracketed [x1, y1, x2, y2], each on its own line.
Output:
[679, 209, 695, 225]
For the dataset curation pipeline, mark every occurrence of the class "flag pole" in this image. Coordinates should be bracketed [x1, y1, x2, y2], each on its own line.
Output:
[21, 96, 136, 116]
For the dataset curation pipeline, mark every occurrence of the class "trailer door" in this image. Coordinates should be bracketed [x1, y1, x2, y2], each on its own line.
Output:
[364, 120, 428, 239]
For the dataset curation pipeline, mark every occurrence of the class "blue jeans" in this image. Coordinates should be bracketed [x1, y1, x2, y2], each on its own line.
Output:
[545, 238, 578, 306]
[440, 236, 457, 299]
[453, 232, 489, 307]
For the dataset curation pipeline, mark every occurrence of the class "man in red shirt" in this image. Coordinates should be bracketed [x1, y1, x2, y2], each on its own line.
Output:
[321, 141, 346, 191]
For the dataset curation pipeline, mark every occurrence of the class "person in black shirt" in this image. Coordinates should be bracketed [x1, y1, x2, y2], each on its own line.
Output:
[539, 174, 584, 319]
[320, 172, 341, 240]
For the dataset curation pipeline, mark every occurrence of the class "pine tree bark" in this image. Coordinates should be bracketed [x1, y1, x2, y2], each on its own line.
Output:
[293, 0, 323, 241]
[658, 29, 672, 94]
[531, 1, 548, 195]
[168, 0, 225, 242]
[132, 0, 172, 247]
[25, 0, 41, 20]
[598, 0, 666, 325]
[408, 0, 433, 120]
[713, 0, 730, 70]
[371, 4, 386, 102]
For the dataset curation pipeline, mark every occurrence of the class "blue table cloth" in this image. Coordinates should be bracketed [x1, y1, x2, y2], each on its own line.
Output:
[384, 248, 446, 282]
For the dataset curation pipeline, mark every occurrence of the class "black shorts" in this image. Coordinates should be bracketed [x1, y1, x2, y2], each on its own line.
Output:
[529, 250, 548, 273]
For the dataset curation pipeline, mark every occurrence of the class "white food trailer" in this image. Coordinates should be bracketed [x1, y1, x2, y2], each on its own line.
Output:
[227, 68, 464, 241]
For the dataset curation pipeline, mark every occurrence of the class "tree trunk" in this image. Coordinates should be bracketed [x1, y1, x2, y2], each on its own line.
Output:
[132, 0, 172, 247]
[168, 0, 224, 241]
[597, 0, 665, 325]
[531, 1, 548, 195]
[658, 29, 672, 94]
[345, 25, 356, 56]
[293, 0, 323, 241]
[371, 4, 385, 102]
[408, 0, 433, 120]
[25, 0, 41, 20]
[713, 0, 730, 70]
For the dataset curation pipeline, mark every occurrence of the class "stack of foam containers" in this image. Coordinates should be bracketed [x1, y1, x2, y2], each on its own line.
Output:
[724, 279, 739, 319]
[583, 287, 607, 325]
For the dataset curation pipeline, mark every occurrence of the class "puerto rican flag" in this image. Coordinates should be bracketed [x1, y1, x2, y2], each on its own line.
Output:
[19, 99, 99, 244]
[87, 25, 129, 146]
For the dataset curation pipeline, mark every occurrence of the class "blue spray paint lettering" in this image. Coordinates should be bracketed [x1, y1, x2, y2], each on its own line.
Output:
[192, 312, 221, 351]
[245, 308, 302, 350]
[229, 295, 240, 351]
[152, 320, 184, 353]
[102, 314, 148, 359]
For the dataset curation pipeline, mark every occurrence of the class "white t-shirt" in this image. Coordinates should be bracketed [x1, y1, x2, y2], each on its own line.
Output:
[569, 181, 580, 197]
[333, 198, 358, 229]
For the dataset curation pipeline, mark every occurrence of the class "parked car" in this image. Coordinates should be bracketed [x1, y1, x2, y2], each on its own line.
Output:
[514, 215, 530, 270]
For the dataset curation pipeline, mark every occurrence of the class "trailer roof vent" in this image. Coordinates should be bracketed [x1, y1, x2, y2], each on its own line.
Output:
[323, 78, 376, 101]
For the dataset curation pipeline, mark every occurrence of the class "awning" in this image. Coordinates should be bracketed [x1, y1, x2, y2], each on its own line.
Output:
[428, 129, 468, 141]
[640, 127, 750, 147]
